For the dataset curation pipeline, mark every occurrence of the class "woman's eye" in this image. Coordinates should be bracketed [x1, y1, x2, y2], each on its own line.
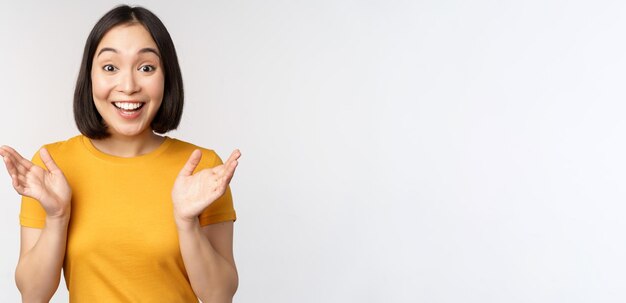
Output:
[103, 64, 116, 72]
[140, 65, 156, 72]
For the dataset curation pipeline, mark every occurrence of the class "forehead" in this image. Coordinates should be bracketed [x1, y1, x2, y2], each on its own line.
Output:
[96, 23, 158, 55]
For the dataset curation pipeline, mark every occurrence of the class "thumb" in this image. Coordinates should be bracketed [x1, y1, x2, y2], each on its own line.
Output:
[178, 149, 202, 177]
[39, 147, 61, 172]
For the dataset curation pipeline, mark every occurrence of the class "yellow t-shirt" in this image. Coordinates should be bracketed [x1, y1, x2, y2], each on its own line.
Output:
[19, 134, 236, 302]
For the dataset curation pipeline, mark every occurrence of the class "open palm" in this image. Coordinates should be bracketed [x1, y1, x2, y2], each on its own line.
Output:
[0, 146, 72, 218]
[172, 149, 240, 222]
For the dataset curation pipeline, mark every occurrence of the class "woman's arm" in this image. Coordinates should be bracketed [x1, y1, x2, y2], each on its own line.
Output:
[176, 219, 238, 303]
[16, 216, 70, 302]
[1, 146, 72, 302]
[171, 149, 241, 302]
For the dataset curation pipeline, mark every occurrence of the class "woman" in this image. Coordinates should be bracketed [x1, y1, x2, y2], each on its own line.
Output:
[0, 5, 240, 302]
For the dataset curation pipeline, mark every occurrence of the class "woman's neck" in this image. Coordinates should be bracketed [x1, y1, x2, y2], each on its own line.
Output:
[90, 130, 165, 158]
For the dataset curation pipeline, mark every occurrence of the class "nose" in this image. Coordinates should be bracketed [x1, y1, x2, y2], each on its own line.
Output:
[117, 70, 140, 95]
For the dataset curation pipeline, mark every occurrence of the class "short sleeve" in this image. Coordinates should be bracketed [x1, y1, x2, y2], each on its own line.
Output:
[197, 150, 237, 226]
[19, 149, 47, 229]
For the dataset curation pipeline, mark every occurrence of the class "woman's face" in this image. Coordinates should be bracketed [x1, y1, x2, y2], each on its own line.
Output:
[91, 23, 164, 139]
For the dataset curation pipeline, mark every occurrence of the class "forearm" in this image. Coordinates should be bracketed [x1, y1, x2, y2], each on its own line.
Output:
[16, 216, 69, 302]
[176, 219, 238, 303]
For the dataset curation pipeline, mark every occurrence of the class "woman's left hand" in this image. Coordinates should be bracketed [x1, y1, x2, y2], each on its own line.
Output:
[172, 149, 240, 224]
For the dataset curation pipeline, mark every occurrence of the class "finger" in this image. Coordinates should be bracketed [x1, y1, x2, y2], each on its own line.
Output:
[11, 177, 23, 194]
[227, 160, 238, 182]
[11, 175, 19, 191]
[11, 173, 26, 195]
[3, 153, 29, 176]
[217, 149, 239, 173]
[223, 149, 241, 167]
[2, 155, 20, 179]
[179, 149, 202, 177]
[215, 149, 240, 178]
[1, 146, 24, 162]
[39, 147, 61, 172]
[220, 159, 239, 185]
[1, 146, 33, 171]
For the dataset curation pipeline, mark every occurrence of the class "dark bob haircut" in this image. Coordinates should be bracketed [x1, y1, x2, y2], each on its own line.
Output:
[74, 5, 184, 139]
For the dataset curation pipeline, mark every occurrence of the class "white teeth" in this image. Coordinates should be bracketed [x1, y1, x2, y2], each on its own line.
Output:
[114, 102, 143, 110]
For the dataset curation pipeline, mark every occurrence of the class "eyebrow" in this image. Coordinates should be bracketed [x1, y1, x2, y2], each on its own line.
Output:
[96, 47, 160, 58]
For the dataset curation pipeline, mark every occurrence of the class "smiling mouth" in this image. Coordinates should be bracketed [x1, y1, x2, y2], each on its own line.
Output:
[112, 102, 145, 111]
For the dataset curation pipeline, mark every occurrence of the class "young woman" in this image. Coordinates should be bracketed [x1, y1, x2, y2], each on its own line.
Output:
[0, 5, 240, 302]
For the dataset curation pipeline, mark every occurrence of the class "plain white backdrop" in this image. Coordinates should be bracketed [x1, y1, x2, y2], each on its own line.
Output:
[1, 0, 626, 302]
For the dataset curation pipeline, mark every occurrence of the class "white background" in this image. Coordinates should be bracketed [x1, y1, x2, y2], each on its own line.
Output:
[1, 0, 625, 302]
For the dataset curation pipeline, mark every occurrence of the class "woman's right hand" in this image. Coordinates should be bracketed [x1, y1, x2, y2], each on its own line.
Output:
[0, 146, 72, 219]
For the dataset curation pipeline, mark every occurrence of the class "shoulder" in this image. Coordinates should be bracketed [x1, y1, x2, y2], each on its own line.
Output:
[166, 137, 222, 168]
[30, 134, 84, 162]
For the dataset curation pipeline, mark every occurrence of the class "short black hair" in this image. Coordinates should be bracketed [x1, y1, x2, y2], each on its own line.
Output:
[74, 5, 184, 139]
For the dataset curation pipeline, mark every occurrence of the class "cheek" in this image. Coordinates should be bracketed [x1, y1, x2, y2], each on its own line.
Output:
[91, 74, 113, 101]
[143, 75, 165, 102]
